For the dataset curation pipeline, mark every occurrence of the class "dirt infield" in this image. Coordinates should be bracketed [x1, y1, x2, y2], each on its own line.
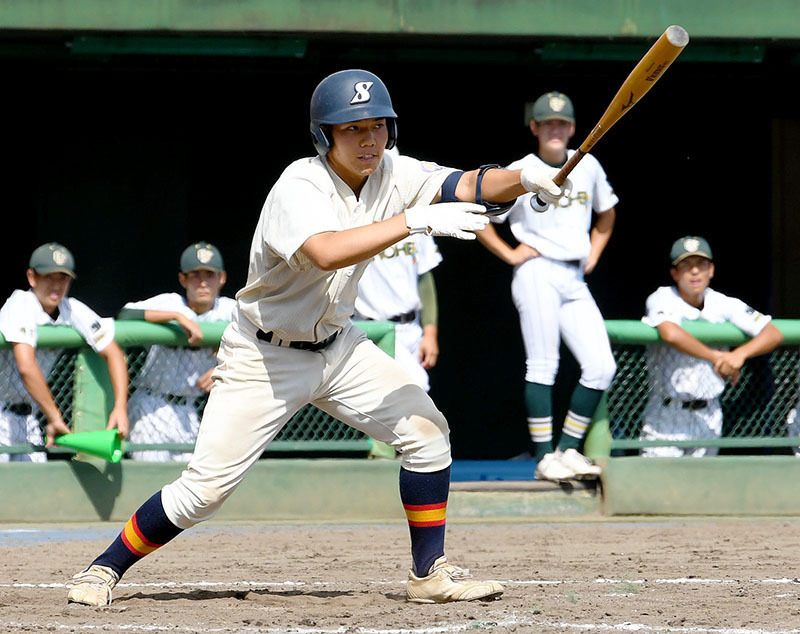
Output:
[2, 518, 800, 633]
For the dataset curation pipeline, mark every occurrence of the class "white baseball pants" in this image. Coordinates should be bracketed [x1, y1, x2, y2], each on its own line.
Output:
[161, 321, 451, 529]
[511, 256, 616, 389]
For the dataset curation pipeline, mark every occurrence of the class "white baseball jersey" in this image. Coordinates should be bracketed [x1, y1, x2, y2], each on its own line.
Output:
[489, 150, 617, 390]
[642, 285, 772, 401]
[354, 233, 442, 391]
[0, 289, 115, 404]
[235, 152, 454, 342]
[161, 152, 456, 527]
[640, 285, 772, 454]
[355, 234, 441, 320]
[123, 292, 236, 462]
[123, 293, 236, 396]
[496, 150, 618, 261]
[0, 289, 114, 462]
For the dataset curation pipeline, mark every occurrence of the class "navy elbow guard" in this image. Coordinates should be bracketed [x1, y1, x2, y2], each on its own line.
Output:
[476, 164, 516, 217]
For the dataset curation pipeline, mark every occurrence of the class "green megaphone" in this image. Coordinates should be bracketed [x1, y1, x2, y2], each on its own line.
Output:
[54, 429, 124, 463]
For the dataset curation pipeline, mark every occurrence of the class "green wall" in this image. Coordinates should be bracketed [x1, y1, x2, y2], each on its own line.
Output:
[1, 1, 799, 38]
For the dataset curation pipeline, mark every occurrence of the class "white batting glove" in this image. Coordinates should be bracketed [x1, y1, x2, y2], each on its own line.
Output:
[520, 166, 572, 209]
[405, 202, 490, 240]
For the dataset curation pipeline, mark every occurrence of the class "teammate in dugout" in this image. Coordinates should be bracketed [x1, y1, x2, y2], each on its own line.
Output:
[640, 236, 783, 457]
[0, 243, 129, 461]
[355, 147, 442, 392]
[477, 91, 617, 482]
[119, 242, 236, 462]
[66, 69, 568, 606]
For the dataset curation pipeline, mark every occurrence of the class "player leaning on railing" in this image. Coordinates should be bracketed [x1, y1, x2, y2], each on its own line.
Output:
[0, 243, 129, 461]
[639, 236, 783, 456]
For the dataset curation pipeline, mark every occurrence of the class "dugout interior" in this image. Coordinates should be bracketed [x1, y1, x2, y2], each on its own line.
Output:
[2, 26, 797, 460]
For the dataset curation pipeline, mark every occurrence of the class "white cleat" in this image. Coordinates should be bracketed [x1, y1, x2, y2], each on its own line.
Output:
[559, 448, 602, 479]
[534, 451, 574, 482]
[406, 556, 504, 603]
[67, 564, 119, 606]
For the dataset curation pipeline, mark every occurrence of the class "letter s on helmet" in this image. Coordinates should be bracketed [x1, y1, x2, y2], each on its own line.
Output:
[309, 69, 398, 156]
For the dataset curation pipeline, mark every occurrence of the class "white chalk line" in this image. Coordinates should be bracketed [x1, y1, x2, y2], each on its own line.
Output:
[2, 616, 800, 634]
[4, 577, 800, 590]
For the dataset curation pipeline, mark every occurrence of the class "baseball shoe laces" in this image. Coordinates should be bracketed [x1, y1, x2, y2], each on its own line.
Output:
[67, 564, 119, 606]
[406, 556, 504, 603]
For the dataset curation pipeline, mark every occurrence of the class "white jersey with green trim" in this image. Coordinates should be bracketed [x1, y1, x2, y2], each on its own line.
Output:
[0, 289, 114, 404]
[642, 285, 772, 401]
[496, 150, 617, 262]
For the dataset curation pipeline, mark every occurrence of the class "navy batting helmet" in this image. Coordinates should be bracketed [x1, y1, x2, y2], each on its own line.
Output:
[309, 69, 398, 156]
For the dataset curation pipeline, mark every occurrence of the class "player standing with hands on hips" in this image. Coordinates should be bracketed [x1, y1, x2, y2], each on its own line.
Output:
[66, 69, 567, 606]
[477, 91, 617, 482]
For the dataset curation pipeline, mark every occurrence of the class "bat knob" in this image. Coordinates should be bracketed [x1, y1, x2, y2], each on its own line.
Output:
[531, 196, 549, 213]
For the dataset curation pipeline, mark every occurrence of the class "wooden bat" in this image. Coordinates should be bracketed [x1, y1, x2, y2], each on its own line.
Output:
[534, 24, 689, 209]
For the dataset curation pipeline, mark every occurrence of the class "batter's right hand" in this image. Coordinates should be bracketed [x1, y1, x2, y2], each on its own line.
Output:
[405, 202, 489, 240]
[520, 166, 572, 207]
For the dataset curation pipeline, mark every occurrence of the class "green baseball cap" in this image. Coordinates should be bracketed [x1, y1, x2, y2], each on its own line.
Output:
[526, 91, 575, 124]
[180, 242, 225, 273]
[670, 236, 713, 266]
[29, 242, 77, 278]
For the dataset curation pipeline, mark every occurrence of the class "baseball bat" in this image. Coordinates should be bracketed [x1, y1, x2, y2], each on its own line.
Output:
[534, 24, 689, 209]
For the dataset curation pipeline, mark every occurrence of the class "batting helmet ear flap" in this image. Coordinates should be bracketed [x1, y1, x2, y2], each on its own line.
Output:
[385, 118, 398, 150]
[310, 123, 332, 156]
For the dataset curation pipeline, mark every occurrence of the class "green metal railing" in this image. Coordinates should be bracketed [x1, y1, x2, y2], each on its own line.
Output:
[0, 320, 395, 458]
[3, 319, 800, 458]
[600, 320, 800, 452]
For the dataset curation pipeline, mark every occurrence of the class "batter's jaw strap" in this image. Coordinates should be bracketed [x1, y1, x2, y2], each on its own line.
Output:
[475, 164, 516, 217]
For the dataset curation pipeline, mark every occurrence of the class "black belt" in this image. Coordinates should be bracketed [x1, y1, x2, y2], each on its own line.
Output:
[389, 310, 417, 324]
[662, 397, 708, 411]
[2, 402, 33, 416]
[142, 388, 191, 406]
[256, 329, 339, 352]
[564, 259, 582, 267]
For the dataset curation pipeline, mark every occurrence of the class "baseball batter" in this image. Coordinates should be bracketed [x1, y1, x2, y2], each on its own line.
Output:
[67, 69, 566, 606]
[0, 243, 129, 462]
[120, 242, 236, 462]
[641, 236, 783, 457]
[477, 91, 617, 482]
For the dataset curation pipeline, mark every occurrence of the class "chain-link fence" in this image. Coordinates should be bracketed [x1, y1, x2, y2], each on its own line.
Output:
[3, 320, 800, 459]
[606, 320, 800, 453]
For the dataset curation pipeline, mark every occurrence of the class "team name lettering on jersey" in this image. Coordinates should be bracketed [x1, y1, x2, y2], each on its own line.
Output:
[350, 81, 374, 104]
[378, 241, 418, 261]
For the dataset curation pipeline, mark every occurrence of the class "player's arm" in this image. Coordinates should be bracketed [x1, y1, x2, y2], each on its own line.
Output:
[301, 214, 413, 270]
[97, 342, 130, 438]
[118, 307, 203, 345]
[714, 323, 784, 379]
[656, 321, 740, 382]
[450, 168, 547, 204]
[11, 342, 71, 446]
[585, 207, 616, 274]
[476, 224, 539, 266]
[418, 271, 439, 369]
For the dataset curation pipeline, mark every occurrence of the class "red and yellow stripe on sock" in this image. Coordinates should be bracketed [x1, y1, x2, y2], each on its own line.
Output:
[403, 501, 447, 527]
[120, 513, 164, 557]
